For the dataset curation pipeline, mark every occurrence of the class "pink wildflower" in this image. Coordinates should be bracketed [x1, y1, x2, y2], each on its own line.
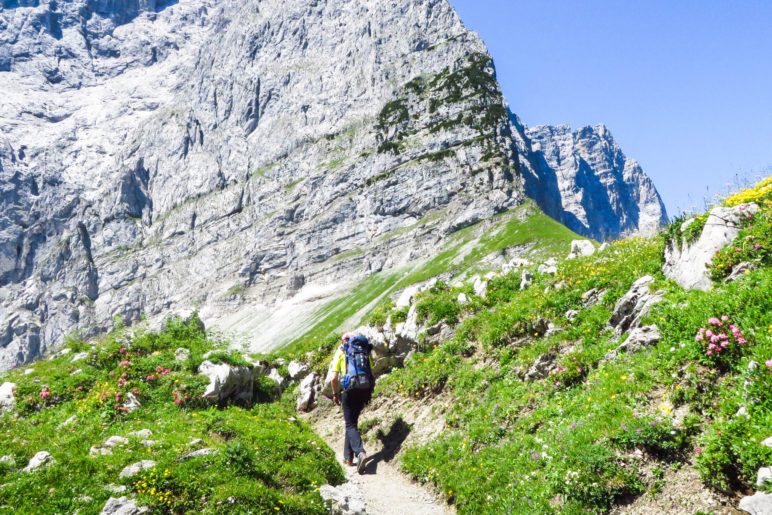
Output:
[694, 446, 703, 455]
[705, 330, 714, 337]
[721, 315, 729, 321]
[39, 386, 51, 400]
[119, 360, 131, 368]
[738, 337, 747, 345]
[708, 317, 721, 326]
[766, 359, 772, 368]
[755, 243, 762, 250]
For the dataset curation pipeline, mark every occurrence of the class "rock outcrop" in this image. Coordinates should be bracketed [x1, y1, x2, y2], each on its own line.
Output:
[609, 276, 664, 336]
[198, 361, 255, 404]
[517, 123, 668, 241]
[664, 203, 759, 291]
[0, 382, 15, 411]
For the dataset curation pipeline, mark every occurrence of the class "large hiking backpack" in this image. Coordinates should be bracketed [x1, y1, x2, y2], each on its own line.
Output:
[341, 335, 374, 391]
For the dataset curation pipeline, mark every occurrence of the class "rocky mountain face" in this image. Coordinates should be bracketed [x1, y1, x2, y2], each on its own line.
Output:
[515, 122, 668, 241]
[0, 0, 665, 370]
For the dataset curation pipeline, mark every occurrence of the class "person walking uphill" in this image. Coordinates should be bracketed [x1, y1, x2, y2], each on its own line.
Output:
[329, 332, 375, 474]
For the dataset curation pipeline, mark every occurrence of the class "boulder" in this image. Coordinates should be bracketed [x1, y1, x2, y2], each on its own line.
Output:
[296, 372, 319, 412]
[128, 429, 152, 439]
[319, 482, 367, 515]
[739, 492, 772, 515]
[198, 361, 255, 403]
[581, 288, 604, 307]
[122, 393, 141, 413]
[757, 467, 772, 488]
[0, 455, 16, 468]
[23, 451, 53, 472]
[664, 203, 759, 291]
[727, 261, 755, 282]
[761, 437, 772, 448]
[267, 368, 287, 388]
[0, 382, 16, 412]
[71, 351, 89, 362]
[395, 284, 421, 309]
[119, 460, 156, 479]
[598, 243, 610, 252]
[174, 348, 190, 362]
[538, 258, 558, 275]
[565, 309, 579, 322]
[520, 270, 533, 290]
[567, 240, 596, 259]
[609, 276, 663, 335]
[287, 361, 310, 381]
[457, 293, 469, 305]
[604, 325, 661, 361]
[91, 436, 130, 456]
[396, 304, 419, 343]
[473, 276, 488, 298]
[352, 326, 388, 356]
[181, 448, 215, 460]
[525, 353, 555, 381]
[100, 496, 148, 515]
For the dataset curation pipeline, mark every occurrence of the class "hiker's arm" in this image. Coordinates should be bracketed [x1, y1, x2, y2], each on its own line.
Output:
[331, 372, 341, 405]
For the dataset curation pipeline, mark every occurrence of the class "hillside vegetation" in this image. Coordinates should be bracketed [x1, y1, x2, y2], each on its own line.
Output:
[0, 179, 769, 514]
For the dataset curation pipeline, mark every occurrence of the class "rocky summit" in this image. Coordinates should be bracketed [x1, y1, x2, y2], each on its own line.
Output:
[0, 0, 666, 369]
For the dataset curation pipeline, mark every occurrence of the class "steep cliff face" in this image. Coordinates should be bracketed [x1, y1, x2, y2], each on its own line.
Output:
[517, 123, 668, 241]
[0, 0, 524, 369]
[0, 0, 667, 369]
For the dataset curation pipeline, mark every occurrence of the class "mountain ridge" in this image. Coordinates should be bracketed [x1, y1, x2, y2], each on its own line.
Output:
[0, 0, 665, 370]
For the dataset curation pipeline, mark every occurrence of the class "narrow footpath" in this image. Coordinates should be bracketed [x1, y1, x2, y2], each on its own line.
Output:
[310, 410, 454, 515]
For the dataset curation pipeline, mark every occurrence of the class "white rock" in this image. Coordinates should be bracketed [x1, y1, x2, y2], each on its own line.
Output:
[761, 437, 772, 448]
[0, 382, 16, 412]
[664, 203, 760, 291]
[520, 270, 533, 290]
[598, 242, 610, 252]
[739, 492, 772, 515]
[71, 352, 89, 362]
[537, 258, 558, 275]
[122, 393, 141, 413]
[23, 451, 53, 472]
[473, 277, 488, 298]
[604, 325, 661, 361]
[181, 448, 215, 460]
[396, 304, 419, 342]
[105, 484, 128, 494]
[567, 240, 596, 259]
[609, 276, 663, 335]
[296, 372, 319, 412]
[24, 369, 35, 376]
[198, 361, 255, 402]
[174, 348, 191, 362]
[128, 429, 152, 439]
[757, 467, 772, 488]
[119, 460, 156, 479]
[319, 482, 367, 515]
[100, 496, 148, 515]
[395, 284, 421, 309]
[267, 368, 286, 387]
[140, 440, 156, 447]
[288, 361, 310, 381]
[457, 293, 468, 305]
[0, 455, 15, 467]
[58, 415, 77, 429]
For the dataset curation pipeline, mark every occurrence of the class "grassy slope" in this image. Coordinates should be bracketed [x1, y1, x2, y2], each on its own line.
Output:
[363, 182, 772, 513]
[282, 201, 580, 360]
[0, 318, 342, 514]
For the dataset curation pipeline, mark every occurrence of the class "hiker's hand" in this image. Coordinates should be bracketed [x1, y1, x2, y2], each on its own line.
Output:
[333, 393, 340, 406]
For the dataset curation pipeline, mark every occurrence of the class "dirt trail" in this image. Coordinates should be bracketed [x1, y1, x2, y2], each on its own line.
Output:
[308, 400, 454, 515]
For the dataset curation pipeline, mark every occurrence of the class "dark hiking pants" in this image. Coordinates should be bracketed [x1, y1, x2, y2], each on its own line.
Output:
[341, 388, 372, 462]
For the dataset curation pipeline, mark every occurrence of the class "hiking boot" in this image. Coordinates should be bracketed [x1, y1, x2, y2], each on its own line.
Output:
[356, 451, 367, 474]
[343, 459, 355, 467]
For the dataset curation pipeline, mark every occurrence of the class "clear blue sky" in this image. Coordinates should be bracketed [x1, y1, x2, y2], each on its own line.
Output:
[449, 0, 772, 217]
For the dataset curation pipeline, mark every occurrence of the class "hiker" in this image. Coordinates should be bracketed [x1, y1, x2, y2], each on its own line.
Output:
[329, 332, 375, 474]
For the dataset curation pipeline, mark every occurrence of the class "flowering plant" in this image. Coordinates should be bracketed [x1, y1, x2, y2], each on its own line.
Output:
[694, 316, 748, 368]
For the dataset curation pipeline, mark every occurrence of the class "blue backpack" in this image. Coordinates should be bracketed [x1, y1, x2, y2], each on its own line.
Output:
[341, 335, 374, 391]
